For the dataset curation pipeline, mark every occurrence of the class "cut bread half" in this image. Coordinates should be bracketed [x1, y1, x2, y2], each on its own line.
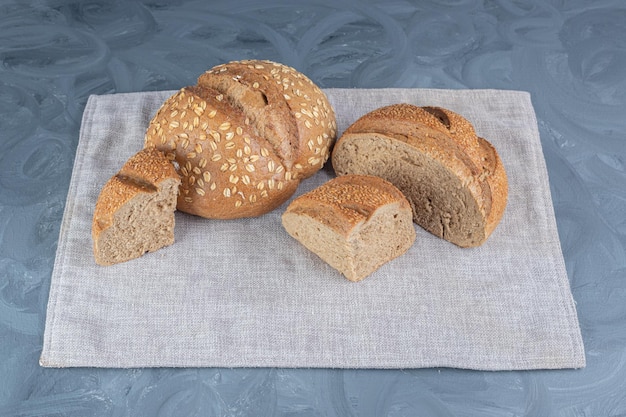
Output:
[282, 174, 416, 282]
[92, 147, 181, 266]
[332, 104, 507, 247]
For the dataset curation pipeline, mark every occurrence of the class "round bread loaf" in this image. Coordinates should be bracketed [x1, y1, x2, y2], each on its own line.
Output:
[145, 59, 337, 219]
[332, 104, 508, 247]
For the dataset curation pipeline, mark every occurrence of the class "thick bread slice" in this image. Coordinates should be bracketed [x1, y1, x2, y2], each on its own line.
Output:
[92, 147, 181, 266]
[282, 174, 416, 282]
[332, 104, 508, 248]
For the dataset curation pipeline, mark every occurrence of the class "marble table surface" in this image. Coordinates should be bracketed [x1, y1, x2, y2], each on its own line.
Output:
[1, 0, 624, 415]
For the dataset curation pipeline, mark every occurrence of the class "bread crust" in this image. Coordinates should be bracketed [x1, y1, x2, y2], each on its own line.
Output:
[199, 60, 337, 179]
[145, 60, 337, 219]
[144, 86, 299, 219]
[285, 174, 411, 236]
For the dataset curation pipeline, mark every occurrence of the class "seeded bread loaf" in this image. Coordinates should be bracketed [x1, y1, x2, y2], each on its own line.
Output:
[331, 104, 508, 247]
[92, 147, 181, 266]
[282, 174, 416, 282]
[145, 59, 337, 219]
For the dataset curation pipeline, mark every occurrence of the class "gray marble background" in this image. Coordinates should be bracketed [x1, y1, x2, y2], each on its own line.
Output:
[1, 0, 624, 415]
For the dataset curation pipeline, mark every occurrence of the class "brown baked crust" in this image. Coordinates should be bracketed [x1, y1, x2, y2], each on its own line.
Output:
[478, 137, 508, 238]
[145, 59, 336, 219]
[199, 60, 337, 179]
[144, 86, 299, 219]
[285, 174, 411, 237]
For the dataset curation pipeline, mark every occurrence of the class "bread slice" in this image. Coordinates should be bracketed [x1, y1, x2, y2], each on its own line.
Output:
[331, 104, 507, 248]
[92, 147, 181, 266]
[282, 174, 416, 282]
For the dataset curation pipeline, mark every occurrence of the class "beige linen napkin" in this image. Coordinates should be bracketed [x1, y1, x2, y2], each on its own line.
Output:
[40, 88, 585, 370]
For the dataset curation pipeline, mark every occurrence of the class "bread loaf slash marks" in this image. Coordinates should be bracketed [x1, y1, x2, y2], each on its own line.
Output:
[198, 62, 300, 169]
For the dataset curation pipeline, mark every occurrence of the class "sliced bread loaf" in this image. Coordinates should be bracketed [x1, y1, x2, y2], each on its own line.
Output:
[282, 174, 416, 282]
[331, 104, 508, 247]
[92, 147, 181, 266]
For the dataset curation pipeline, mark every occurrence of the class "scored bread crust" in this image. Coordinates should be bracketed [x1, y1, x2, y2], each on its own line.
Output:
[144, 86, 299, 219]
[198, 60, 337, 179]
[92, 147, 181, 266]
[332, 103, 508, 247]
[145, 59, 337, 219]
[282, 174, 416, 282]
